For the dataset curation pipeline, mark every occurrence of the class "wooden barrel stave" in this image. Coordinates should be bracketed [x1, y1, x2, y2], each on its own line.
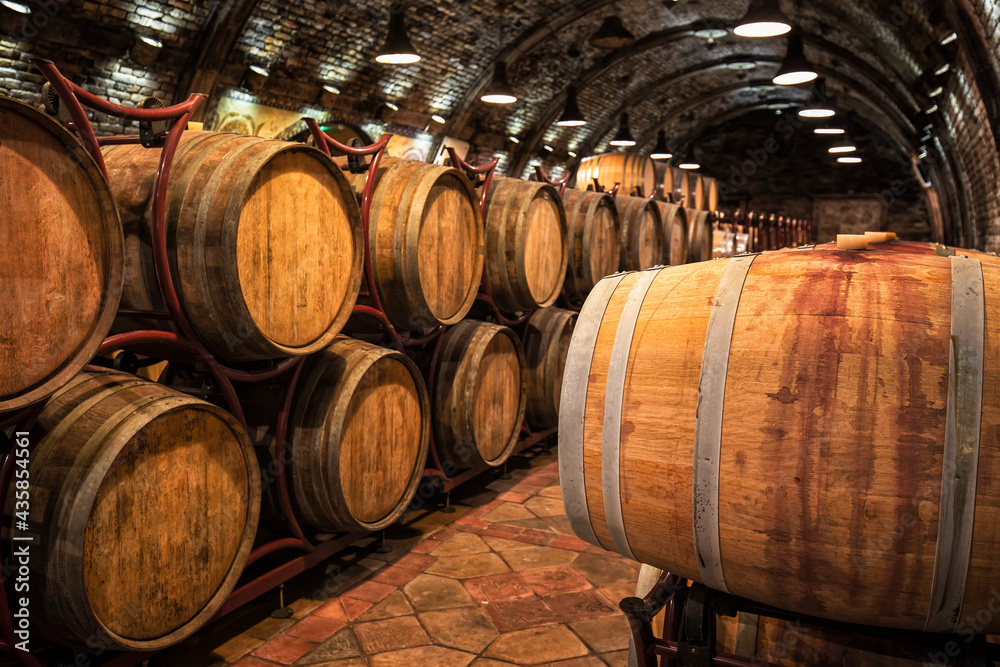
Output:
[563, 190, 621, 304]
[103, 132, 363, 361]
[523, 307, 577, 429]
[483, 177, 568, 313]
[657, 202, 689, 266]
[616, 196, 665, 271]
[686, 208, 713, 263]
[431, 320, 526, 470]
[560, 247, 1000, 633]
[5, 370, 259, 650]
[1, 96, 124, 411]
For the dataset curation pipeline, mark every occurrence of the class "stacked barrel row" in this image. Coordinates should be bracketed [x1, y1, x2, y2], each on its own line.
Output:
[0, 94, 571, 653]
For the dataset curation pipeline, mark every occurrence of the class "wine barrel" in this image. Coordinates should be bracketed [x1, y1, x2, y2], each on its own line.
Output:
[704, 176, 720, 211]
[664, 167, 689, 206]
[1, 96, 124, 412]
[523, 307, 577, 429]
[688, 173, 706, 210]
[344, 157, 484, 329]
[483, 177, 568, 313]
[563, 190, 621, 304]
[431, 320, 526, 470]
[103, 132, 362, 361]
[245, 337, 429, 532]
[5, 370, 259, 650]
[657, 202, 689, 266]
[686, 208, 713, 263]
[575, 153, 656, 196]
[616, 196, 665, 271]
[560, 246, 1000, 634]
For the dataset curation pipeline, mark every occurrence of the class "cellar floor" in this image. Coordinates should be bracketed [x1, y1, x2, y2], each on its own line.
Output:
[158, 444, 639, 667]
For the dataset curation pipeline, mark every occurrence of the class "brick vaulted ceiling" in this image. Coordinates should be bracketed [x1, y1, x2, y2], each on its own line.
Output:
[1, 0, 999, 247]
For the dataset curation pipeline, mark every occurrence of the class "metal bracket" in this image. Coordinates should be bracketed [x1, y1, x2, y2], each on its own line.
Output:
[138, 96, 171, 148]
[677, 584, 717, 667]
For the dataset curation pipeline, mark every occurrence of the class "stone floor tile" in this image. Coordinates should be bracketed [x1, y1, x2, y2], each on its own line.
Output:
[597, 583, 638, 609]
[210, 633, 264, 664]
[372, 566, 420, 587]
[464, 572, 534, 603]
[295, 659, 368, 667]
[483, 502, 537, 523]
[546, 591, 618, 622]
[571, 552, 642, 588]
[246, 616, 297, 640]
[538, 485, 563, 499]
[501, 518, 556, 532]
[470, 660, 520, 666]
[426, 552, 512, 579]
[286, 615, 346, 643]
[550, 534, 590, 551]
[542, 515, 576, 536]
[480, 527, 522, 540]
[524, 495, 566, 517]
[499, 546, 579, 572]
[497, 491, 532, 503]
[368, 645, 475, 667]
[483, 624, 589, 665]
[340, 597, 374, 621]
[392, 552, 437, 571]
[418, 606, 500, 653]
[431, 532, 491, 557]
[231, 658, 275, 667]
[353, 615, 429, 654]
[569, 615, 631, 653]
[482, 535, 534, 551]
[252, 634, 315, 665]
[480, 597, 559, 632]
[354, 589, 413, 622]
[402, 573, 475, 611]
[519, 567, 592, 597]
[296, 627, 363, 664]
[288, 597, 324, 617]
[548, 658, 609, 666]
[313, 599, 347, 622]
[343, 580, 396, 603]
[601, 650, 629, 666]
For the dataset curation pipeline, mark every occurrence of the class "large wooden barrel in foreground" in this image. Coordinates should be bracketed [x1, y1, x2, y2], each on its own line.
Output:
[523, 307, 577, 429]
[103, 132, 362, 361]
[248, 337, 429, 532]
[560, 246, 1000, 633]
[431, 320, 526, 471]
[483, 177, 568, 313]
[686, 208, 713, 263]
[616, 196, 664, 271]
[657, 202, 688, 266]
[1, 96, 124, 412]
[575, 153, 655, 196]
[6, 371, 259, 650]
[345, 157, 484, 330]
[563, 190, 621, 304]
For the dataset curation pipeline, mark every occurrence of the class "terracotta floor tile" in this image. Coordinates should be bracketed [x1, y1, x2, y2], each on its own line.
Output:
[296, 659, 367, 667]
[231, 657, 275, 667]
[483, 502, 537, 523]
[482, 535, 535, 552]
[570, 615, 631, 653]
[550, 535, 590, 552]
[285, 615, 346, 643]
[597, 583, 639, 609]
[500, 518, 554, 532]
[288, 597, 324, 617]
[506, 528, 555, 546]
[542, 515, 576, 536]
[520, 567, 592, 597]
[418, 606, 500, 653]
[497, 491, 531, 503]
[456, 516, 489, 528]
[602, 649, 629, 666]
[340, 597, 373, 621]
[409, 539, 441, 554]
[524, 495, 565, 517]
[571, 552, 642, 588]
[480, 597, 559, 632]
[481, 527, 521, 540]
[393, 552, 437, 572]
[464, 572, 534, 603]
[251, 634, 315, 665]
[210, 633, 263, 664]
[353, 615, 429, 654]
[470, 660, 519, 666]
[355, 590, 413, 622]
[430, 531, 491, 557]
[403, 573, 475, 611]
[499, 546, 579, 572]
[483, 624, 589, 664]
[313, 599, 347, 622]
[343, 580, 396, 604]
[367, 645, 475, 667]
[546, 591, 618, 622]
[373, 565, 420, 587]
[547, 657, 609, 666]
[426, 552, 512, 579]
[297, 627, 363, 664]
[538, 485, 563, 499]
[246, 616, 297, 640]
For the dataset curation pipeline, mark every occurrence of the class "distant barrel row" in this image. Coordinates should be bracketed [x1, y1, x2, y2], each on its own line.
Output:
[575, 153, 719, 211]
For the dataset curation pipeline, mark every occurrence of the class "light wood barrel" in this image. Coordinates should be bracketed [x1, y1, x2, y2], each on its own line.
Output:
[657, 202, 689, 266]
[5, 370, 259, 650]
[345, 157, 484, 330]
[560, 247, 1000, 633]
[563, 190, 621, 304]
[664, 167, 689, 205]
[247, 337, 429, 532]
[704, 176, 720, 211]
[431, 320, 526, 470]
[575, 153, 656, 196]
[688, 173, 706, 210]
[103, 132, 362, 362]
[523, 307, 577, 429]
[483, 177, 568, 313]
[616, 196, 665, 271]
[686, 208, 713, 263]
[1, 96, 124, 412]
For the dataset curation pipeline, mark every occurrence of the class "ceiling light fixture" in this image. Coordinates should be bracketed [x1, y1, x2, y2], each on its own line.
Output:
[130, 34, 163, 66]
[609, 113, 636, 147]
[374, 3, 421, 64]
[323, 84, 340, 95]
[431, 114, 446, 124]
[727, 61, 758, 71]
[384, 101, 399, 111]
[590, 15, 635, 49]
[0, 1, 31, 14]
[568, 150, 578, 157]
[678, 144, 700, 170]
[481, 62, 518, 104]
[508, 136, 520, 143]
[650, 129, 673, 160]
[773, 30, 817, 86]
[734, 0, 792, 38]
[556, 86, 587, 127]
[837, 156, 862, 163]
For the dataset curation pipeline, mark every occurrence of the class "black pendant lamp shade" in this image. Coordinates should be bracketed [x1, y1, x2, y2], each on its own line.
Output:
[375, 4, 421, 64]
[773, 30, 817, 86]
[556, 86, 587, 127]
[609, 113, 636, 147]
[590, 16, 635, 49]
[678, 144, 700, 170]
[650, 130, 672, 159]
[481, 62, 518, 104]
[734, 0, 792, 38]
